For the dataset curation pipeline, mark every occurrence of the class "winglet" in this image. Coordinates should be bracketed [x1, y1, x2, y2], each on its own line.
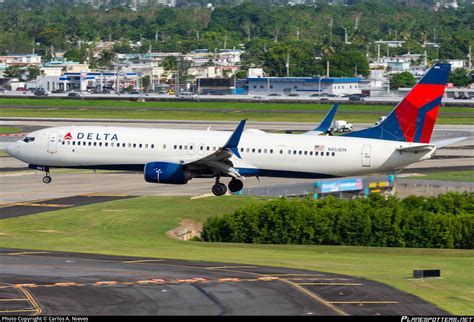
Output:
[313, 103, 339, 133]
[223, 119, 247, 158]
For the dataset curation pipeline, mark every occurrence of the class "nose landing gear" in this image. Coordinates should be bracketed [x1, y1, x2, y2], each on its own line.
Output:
[42, 166, 52, 184]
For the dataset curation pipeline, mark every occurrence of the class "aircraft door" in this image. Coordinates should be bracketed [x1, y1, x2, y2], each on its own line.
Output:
[47, 131, 58, 154]
[362, 145, 371, 167]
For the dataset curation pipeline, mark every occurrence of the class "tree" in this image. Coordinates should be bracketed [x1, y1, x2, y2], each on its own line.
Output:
[141, 75, 151, 92]
[26, 65, 41, 81]
[390, 72, 416, 89]
[97, 50, 115, 69]
[3, 66, 22, 79]
[448, 68, 472, 87]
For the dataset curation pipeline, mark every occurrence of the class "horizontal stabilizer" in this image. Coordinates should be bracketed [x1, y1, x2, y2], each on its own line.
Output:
[432, 137, 468, 148]
[396, 144, 435, 153]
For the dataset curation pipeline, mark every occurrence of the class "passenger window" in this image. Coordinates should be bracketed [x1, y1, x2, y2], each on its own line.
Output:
[240, 148, 244, 152]
[105, 143, 108, 147]
[299, 151, 302, 155]
[94, 142, 97, 146]
[315, 152, 318, 156]
[190, 145, 193, 150]
[213, 147, 216, 151]
[163, 144, 166, 149]
[99, 142, 102, 146]
[270, 149, 273, 154]
[264, 149, 267, 153]
[62, 141, 65, 145]
[252, 148, 255, 153]
[184, 145, 187, 150]
[174, 145, 177, 149]
[207, 146, 210, 151]
[258, 149, 261, 153]
[246, 148, 250, 152]
[200, 146, 204, 151]
[293, 150, 296, 155]
[280, 150, 283, 154]
[310, 151, 313, 156]
[133, 143, 136, 148]
[332, 152, 335, 156]
[72, 141, 76, 146]
[326, 152, 330, 156]
[122, 143, 126, 147]
[128, 143, 131, 148]
[139, 144, 142, 148]
[179, 145, 182, 150]
[89, 142, 92, 146]
[145, 144, 148, 148]
[67, 141, 71, 145]
[111, 143, 114, 147]
[304, 151, 307, 155]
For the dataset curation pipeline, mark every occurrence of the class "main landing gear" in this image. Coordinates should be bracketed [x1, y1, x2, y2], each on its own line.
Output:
[211, 178, 243, 196]
[42, 166, 52, 184]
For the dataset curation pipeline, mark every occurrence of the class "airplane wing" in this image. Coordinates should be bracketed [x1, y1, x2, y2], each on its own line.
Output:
[182, 119, 250, 179]
[303, 103, 339, 136]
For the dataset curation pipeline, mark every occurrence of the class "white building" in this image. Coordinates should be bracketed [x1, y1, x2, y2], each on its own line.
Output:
[248, 77, 361, 96]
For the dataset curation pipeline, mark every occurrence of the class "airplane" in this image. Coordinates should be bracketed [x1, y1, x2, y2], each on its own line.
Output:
[6, 63, 461, 196]
[303, 103, 339, 135]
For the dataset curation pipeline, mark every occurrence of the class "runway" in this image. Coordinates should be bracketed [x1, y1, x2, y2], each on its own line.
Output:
[0, 248, 447, 316]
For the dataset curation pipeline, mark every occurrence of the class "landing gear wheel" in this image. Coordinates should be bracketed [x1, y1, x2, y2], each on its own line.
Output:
[228, 179, 243, 193]
[43, 175, 52, 184]
[211, 183, 227, 196]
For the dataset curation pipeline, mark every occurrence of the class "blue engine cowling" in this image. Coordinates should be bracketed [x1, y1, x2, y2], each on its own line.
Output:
[144, 162, 191, 184]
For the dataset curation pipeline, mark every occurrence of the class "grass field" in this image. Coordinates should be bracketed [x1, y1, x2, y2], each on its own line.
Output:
[403, 170, 474, 182]
[0, 126, 22, 134]
[0, 98, 472, 124]
[0, 195, 472, 315]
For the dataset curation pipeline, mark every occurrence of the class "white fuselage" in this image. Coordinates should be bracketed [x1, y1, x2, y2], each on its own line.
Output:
[7, 126, 435, 180]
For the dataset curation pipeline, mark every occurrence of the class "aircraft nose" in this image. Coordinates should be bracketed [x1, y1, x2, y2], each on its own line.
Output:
[5, 141, 19, 157]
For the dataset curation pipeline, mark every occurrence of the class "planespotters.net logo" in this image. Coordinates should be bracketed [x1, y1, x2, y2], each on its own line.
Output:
[401, 317, 473, 322]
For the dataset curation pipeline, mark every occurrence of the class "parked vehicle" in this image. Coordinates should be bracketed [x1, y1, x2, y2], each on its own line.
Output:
[331, 120, 353, 133]
[16, 87, 28, 92]
[34, 88, 48, 96]
[348, 95, 364, 101]
[454, 95, 470, 100]
[287, 93, 299, 97]
[268, 93, 281, 96]
[374, 116, 387, 126]
[68, 92, 81, 97]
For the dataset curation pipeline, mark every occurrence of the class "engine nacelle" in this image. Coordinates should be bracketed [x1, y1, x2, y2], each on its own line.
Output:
[144, 162, 191, 184]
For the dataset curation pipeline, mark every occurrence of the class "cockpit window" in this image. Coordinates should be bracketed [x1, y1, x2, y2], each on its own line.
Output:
[22, 137, 35, 143]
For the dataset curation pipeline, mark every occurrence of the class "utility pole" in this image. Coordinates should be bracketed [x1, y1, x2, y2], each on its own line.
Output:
[468, 45, 472, 70]
[326, 60, 330, 77]
[115, 60, 120, 96]
[286, 52, 290, 76]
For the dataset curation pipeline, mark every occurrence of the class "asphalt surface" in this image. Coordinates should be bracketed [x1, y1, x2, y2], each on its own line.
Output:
[0, 195, 134, 220]
[0, 248, 447, 316]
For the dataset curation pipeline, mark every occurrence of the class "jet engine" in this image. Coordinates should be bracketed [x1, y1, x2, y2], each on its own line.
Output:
[144, 162, 192, 184]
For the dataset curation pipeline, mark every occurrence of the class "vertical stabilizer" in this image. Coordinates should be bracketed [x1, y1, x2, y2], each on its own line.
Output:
[344, 63, 451, 143]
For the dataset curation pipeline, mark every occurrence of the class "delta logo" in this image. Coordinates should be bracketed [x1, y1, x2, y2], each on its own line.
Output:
[64, 132, 73, 140]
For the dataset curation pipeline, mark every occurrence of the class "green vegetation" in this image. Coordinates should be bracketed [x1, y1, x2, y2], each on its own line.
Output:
[1, 1, 473, 77]
[403, 170, 474, 182]
[202, 193, 473, 249]
[0, 98, 472, 124]
[0, 126, 22, 134]
[390, 72, 416, 89]
[0, 195, 472, 314]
